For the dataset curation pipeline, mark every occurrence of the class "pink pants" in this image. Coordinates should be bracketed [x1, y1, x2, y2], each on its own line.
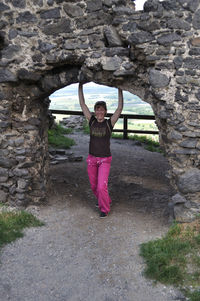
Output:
[87, 154, 112, 214]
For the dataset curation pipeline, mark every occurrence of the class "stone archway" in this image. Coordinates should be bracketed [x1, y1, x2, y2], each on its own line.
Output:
[1, 0, 200, 221]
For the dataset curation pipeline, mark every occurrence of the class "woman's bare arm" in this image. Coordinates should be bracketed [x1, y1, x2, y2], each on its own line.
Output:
[78, 83, 91, 121]
[111, 88, 123, 127]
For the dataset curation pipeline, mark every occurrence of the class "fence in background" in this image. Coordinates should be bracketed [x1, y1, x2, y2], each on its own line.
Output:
[50, 109, 159, 139]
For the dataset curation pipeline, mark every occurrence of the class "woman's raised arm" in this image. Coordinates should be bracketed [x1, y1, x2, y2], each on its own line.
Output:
[111, 88, 123, 127]
[78, 83, 91, 121]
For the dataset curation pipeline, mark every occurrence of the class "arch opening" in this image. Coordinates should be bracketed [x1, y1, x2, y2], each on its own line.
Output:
[47, 82, 172, 221]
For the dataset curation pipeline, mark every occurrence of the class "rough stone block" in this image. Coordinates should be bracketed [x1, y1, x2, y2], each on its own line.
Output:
[0, 157, 17, 168]
[16, 11, 37, 23]
[180, 138, 197, 148]
[0, 3, 9, 11]
[87, 0, 102, 12]
[76, 12, 112, 30]
[173, 56, 183, 69]
[174, 204, 196, 223]
[167, 130, 182, 141]
[42, 19, 71, 35]
[122, 21, 137, 32]
[157, 33, 181, 45]
[17, 179, 29, 190]
[149, 69, 170, 88]
[40, 8, 60, 19]
[137, 21, 160, 32]
[0, 190, 7, 203]
[193, 9, 200, 29]
[1, 45, 21, 59]
[11, 0, 26, 8]
[0, 69, 17, 83]
[178, 168, 200, 194]
[189, 48, 200, 55]
[104, 26, 123, 47]
[168, 19, 191, 31]
[183, 57, 200, 70]
[102, 57, 121, 71]
[128, 31, 154, 44]
[105, 47, 129, 57]
[8, 29, 18, 40]
[63, 4, 84, 17]
[13, 168, 29, 177]
[17, 69, 41, 83]
[38, 41, 56, 53]
[143, 0, 159, 12]
[33, 0, 43, 7]
[172, 193, 187, 204]
[103, 0, 113, 7]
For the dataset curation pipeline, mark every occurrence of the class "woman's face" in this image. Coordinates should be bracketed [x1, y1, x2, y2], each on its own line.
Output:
[95, 105, 106, 122]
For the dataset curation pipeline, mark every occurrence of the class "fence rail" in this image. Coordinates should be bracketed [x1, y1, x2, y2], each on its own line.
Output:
[50, 109, 159, 139]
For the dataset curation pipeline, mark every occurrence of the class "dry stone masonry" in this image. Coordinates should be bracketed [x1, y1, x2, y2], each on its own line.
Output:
[0, 0, 200, 222]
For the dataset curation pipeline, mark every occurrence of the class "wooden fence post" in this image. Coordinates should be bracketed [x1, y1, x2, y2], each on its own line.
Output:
[123, 116, 128, 139]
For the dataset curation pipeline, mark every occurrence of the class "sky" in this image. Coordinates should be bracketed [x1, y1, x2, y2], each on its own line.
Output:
[135, 0, 146, 10]
[135, 0, 163, 10]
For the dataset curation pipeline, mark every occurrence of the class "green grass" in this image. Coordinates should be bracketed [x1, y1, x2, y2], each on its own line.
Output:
[140, 219, 200, 300]
[112, 133, 161, 153]
[48, 123, 75, 148]
[0, 209, 44, 250]
[185, 290, 200, 301]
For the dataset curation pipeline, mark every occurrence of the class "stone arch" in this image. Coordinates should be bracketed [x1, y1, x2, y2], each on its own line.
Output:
[1, 0, 200, 221]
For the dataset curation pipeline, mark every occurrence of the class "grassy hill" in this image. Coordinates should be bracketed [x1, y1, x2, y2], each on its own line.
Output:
[49, 83, 158, 137]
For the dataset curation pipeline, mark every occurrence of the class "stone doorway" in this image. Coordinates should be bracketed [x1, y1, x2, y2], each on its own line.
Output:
[1, 0, 200, 221]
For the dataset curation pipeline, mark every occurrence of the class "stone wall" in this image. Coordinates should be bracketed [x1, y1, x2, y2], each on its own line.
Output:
[0, 0, 200, 221]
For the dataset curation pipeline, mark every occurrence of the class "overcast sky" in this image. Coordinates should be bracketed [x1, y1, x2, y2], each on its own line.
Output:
[135, 0, 146, 10]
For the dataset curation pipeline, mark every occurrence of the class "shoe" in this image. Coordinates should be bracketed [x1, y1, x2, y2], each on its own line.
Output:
[100, 212, 107, 218]
[95, 203, 99, 208]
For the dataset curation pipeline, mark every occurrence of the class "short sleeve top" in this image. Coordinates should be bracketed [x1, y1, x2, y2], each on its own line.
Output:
[89, 115, 113, 157]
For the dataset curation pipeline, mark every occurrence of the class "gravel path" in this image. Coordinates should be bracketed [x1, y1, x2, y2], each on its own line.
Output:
[0, 132, 183, 301]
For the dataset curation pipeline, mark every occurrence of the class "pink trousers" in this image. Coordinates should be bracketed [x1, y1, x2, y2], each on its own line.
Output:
[86, 154, 112, 214]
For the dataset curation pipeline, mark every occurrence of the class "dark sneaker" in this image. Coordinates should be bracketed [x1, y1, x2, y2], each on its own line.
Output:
[100, 212, 107, 218]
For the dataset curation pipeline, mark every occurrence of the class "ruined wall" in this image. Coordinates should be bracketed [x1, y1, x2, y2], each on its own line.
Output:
[0, 0, 200, 222]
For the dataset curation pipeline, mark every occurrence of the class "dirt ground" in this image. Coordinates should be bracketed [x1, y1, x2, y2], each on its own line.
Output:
[0, 131, 185, 301]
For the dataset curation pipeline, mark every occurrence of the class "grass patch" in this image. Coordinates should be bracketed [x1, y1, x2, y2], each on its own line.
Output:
[140, 219, 200, 300]
[48, 123, 75, 149]
[185, 290, 200, 301]
[112, 133, 162, 153]
[0, 209, 44, 250]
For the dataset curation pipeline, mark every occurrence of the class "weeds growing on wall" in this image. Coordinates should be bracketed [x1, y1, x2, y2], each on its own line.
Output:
[0, 207, 44, 251]
[48, 123, 75, 148]
[140, 218, 200, 301]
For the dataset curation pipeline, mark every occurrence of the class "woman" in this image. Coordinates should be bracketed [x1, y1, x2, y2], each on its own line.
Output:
[78, 83, 123, 218]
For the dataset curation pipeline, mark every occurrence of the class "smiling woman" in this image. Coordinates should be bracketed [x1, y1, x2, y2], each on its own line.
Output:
[78, 83, 123, 218]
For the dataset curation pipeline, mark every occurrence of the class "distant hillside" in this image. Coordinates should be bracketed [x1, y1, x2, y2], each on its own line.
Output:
[49, 83, 154, 115]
